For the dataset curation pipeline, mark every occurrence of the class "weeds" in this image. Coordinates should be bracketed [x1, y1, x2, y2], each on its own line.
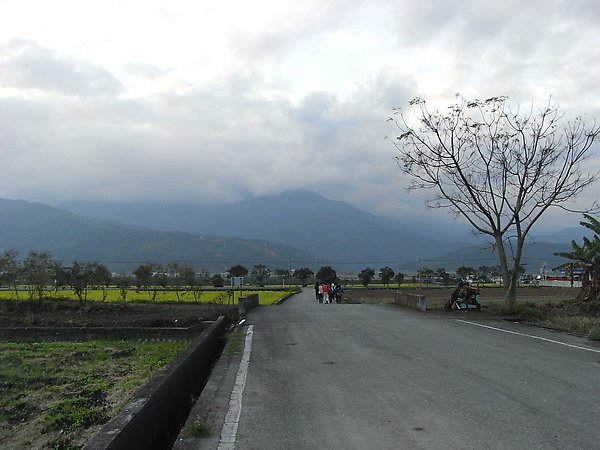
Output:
[0, 339, 188, 449]
[489, 301, 549, 321]
[187, 418, 213, 438]
[549, 316, 600, 340]
[222, 331, 245, 357]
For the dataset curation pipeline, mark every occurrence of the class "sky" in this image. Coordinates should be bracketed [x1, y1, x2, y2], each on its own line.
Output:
[1, 0, 600, 232]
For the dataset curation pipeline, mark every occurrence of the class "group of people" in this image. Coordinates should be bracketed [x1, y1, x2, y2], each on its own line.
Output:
[314, 282, 344, 304]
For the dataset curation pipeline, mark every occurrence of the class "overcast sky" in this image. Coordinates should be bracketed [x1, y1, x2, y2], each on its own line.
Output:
[1, 0, 599, 231]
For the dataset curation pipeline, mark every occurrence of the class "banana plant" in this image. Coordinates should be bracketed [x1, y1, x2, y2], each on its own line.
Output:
[554, 214, 600, 302]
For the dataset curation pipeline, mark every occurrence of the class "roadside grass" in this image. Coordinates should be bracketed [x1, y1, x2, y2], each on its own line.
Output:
[222, 330, 245, 357]
[487, 301, 600, 341]
[186, 418, 213, 438]
[0, 339, 188, 449]
[348, 286, 600, 342]
[548, 316, 600, 341]
[0, 288, 295, 306]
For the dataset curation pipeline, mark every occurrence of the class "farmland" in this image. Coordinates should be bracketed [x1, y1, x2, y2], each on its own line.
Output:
[0, 339, 188, 449]
[0, 287, 294, 448]
[0, 287, 294, 306]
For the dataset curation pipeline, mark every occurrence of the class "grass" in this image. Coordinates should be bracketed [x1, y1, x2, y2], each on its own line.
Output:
[0, 339, 188, 449]
[186, 418, 213, 438]
[222, 330, 245, 357]
[0, 288, 296, 306]
[348, 286, 600, 342]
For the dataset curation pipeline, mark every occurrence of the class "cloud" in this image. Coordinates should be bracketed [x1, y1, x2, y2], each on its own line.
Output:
[1, 0, 600, 232]
[0, 39, 122, 97]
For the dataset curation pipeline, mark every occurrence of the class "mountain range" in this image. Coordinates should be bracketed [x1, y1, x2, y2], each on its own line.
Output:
[0, 198, 319, 273]
[0, 191, 587, 274]
[59, 191, 468, 269]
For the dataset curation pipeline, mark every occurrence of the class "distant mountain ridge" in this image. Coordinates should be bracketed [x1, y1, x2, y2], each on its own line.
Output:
[0, 198, 320, 272]
[2, 191, 585, 274]
[59, 190, 468, 268]
[58, 190, 587, 272]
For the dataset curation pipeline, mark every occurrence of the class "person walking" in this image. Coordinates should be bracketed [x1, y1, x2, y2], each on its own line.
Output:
[322, 282, 330, 304]
[318, 283, 324, 303]
[335, 284, 344, 303]
[314, 281, 320, 301]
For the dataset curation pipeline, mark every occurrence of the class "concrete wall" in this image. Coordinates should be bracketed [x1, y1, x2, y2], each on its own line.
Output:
[537, 280, 582, 288]
[83, 317, 227, 450]
[393, 292, 427, 311]
[238, 294, 259, 315]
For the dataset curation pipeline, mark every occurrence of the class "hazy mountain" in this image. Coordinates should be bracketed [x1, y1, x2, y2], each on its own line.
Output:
[532, 227, 593, 244]
[58, 190, 588, 272]
[0, 198, 320, 272]
[4, 192, 585, 275]
[59, 190, 469, 268]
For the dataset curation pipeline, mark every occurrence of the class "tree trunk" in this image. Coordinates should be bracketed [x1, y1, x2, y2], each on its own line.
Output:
[581, 263, 600, 303]
[505, 237, 526, 304]
[504, 276, 518, 304]
[494, 234, 515, 303]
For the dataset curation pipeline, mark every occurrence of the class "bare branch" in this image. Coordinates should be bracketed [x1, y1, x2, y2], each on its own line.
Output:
[390, 94, 600, 302]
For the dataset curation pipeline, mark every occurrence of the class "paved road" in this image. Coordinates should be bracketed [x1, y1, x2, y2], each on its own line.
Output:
[208, 289, 600, 449]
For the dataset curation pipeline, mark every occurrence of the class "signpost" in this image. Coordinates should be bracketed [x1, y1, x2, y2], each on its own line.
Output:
[232, 276, 243, 301]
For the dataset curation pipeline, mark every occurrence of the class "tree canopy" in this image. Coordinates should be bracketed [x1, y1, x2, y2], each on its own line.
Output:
[358, 267, 376, 286]
[228, 264, 249, 278]
[251, 264, 270, 286]
[379, 266, 395, 286]
[294, 267, 314, 286]
[316, 266, 337, 284]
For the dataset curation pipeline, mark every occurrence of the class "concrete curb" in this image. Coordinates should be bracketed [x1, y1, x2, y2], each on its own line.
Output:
[172, 331, 244, 449]
[276, 289, 300, 304]
[83, 317, 228, 450]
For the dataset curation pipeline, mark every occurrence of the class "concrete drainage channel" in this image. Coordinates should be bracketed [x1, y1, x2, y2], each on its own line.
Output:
[84, 295, 262, 449]
[83, 317, 228, 450]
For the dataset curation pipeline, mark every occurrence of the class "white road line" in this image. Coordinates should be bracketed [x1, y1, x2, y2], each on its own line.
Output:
[218, 325, 254, 450]
[456, 319, 600, 354]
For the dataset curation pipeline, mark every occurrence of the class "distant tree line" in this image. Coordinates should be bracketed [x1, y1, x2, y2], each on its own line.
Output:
[4, 248, 537, 301]
[0, 250, 362, 300]
[0, 250, 121, 301]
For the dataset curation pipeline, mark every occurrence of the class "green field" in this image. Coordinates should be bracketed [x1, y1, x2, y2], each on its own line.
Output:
[0, 339, 188, 449]
[0, 288, 297, 306]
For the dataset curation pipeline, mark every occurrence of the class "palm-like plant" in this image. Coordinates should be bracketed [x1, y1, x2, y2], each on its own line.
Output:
[554, 214, 600, 302]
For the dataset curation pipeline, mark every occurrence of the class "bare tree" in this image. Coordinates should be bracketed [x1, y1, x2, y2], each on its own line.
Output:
[180, 264, 202, 302]
[22, 251, 59, 300]
[389, 95, 600, 303]
[0, 249, 21, 299]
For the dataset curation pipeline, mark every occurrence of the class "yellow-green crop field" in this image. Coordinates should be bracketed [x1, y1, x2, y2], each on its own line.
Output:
[0, 288, 295, 306]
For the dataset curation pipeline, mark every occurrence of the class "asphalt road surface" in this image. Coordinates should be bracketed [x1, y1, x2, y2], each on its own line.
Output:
[212, 288, 600, 449]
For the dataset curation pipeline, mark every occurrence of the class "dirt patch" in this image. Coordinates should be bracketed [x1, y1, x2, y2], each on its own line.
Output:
[0, 298, 238, 328]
